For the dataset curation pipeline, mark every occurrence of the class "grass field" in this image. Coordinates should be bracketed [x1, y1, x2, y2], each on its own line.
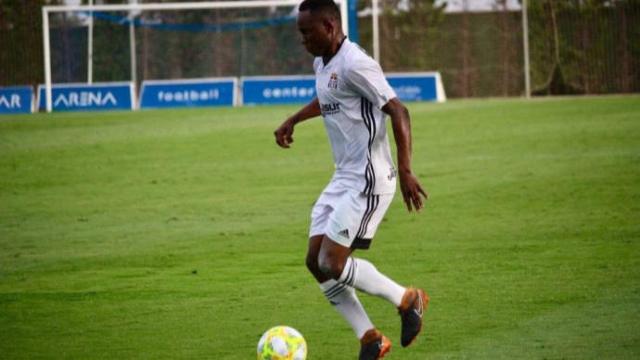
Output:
[1, 96, 639, 359]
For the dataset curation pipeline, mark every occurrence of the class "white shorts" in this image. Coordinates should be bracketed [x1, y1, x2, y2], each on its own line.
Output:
[309, 187, 394, 250]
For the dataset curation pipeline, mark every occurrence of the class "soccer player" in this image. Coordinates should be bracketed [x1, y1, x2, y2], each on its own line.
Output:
[273, 0, 429, 358]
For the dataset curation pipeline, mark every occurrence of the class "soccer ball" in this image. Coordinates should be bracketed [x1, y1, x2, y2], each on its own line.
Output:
[257, 325, 307, 360]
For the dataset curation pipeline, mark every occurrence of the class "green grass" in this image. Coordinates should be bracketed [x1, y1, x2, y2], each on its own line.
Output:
[1, 96, 639, 359]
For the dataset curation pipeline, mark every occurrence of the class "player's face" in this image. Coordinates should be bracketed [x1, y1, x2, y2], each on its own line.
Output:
[297, 10, 331, 56]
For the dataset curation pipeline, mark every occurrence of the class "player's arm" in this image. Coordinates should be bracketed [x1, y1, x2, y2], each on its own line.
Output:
[344, 58, 428, 212]
[383, 98, 428, 212]
[274, 97, 321, 148]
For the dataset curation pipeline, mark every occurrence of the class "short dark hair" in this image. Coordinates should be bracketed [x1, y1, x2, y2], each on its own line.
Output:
[298, 0, 341, 20]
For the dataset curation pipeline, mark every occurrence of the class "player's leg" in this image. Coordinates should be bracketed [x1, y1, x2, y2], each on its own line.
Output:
[308, 195, 377, 344]
[316, 236, 391, 360]
[316, 234, 352, 279]
[330, 246, 428, 348]
[307, 235, 376, 342]
[319, 235, 405, 309]
[323, 192, 429, 348]
[321, 193, 407, 306]
[306, 234, 329, 283]
[307, 193, 337, 283]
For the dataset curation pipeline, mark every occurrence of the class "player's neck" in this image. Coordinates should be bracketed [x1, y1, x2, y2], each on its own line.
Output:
[322, 35, 347, 66]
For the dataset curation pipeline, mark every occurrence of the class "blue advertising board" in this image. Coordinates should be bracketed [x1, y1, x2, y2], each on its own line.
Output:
[242, 76, 316, 105]
[386, 72, 445, 102]
[139, 78, 237, 109]
[38, 82, 135, 112]
[0, 86, 34, 115]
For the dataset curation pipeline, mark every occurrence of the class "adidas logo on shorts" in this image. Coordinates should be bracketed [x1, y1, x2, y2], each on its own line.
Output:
[338, 229, 350, 238]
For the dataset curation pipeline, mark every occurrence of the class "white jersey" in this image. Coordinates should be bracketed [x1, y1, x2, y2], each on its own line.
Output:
[314, 38, 397, 195]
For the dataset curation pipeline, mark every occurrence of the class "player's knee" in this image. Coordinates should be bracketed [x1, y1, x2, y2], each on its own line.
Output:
[318, 254, 343, 280]
[317, 257, 332, 278]
[305, 253, 320, 274]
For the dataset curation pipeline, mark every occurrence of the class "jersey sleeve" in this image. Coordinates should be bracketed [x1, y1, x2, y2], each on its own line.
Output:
[344, 58, 397, 109]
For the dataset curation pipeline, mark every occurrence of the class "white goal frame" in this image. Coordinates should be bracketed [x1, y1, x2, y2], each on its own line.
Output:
[41, 0, 349, 113]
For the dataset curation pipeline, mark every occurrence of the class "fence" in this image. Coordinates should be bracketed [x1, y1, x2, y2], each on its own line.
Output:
[1, 0, 639, 98]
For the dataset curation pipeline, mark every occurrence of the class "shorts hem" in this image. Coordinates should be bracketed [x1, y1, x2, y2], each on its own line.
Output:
[351, 237, 372, 250]
[308, 232, 326, 239]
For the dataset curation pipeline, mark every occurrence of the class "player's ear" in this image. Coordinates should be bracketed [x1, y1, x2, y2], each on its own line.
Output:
[321, 17, 335, 35]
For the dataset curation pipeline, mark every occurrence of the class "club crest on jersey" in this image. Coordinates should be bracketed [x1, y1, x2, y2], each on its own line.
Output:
[328, 73, 339, 89]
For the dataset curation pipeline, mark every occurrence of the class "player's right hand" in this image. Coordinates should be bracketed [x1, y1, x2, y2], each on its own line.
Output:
[274, 118, 295, 148]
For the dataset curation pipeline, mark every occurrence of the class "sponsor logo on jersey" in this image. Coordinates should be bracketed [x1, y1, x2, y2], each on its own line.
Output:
[328, 73, 339, 90]
[321, 102, 341, 115]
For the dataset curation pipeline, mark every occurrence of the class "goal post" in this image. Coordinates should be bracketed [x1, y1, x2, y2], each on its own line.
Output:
[41, 0, 349, 113]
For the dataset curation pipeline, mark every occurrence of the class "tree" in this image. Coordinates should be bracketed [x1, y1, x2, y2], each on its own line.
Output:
[374, 0, 446, 70]
[0, 0, 48, 86]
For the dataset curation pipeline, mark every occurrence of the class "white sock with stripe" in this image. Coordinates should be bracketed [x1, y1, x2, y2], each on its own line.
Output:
[319, 279, 373, 339]
[339, 256, 406, 307]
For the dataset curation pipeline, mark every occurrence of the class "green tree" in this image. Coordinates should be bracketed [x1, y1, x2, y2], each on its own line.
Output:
[0, 0, 48, 86]
[528, 0, 639, 94]
[379, 0, 447, 70]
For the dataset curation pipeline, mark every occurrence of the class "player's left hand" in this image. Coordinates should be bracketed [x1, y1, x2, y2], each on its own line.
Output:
[399, 171, 428, 212]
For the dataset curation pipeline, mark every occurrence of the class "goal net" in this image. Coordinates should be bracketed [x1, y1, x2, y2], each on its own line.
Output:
[41, 0, 349, 111]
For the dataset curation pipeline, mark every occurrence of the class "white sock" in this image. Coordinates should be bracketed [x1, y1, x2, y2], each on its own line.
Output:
[319, 279, 374, 339]
[339, 257, 406, 307]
